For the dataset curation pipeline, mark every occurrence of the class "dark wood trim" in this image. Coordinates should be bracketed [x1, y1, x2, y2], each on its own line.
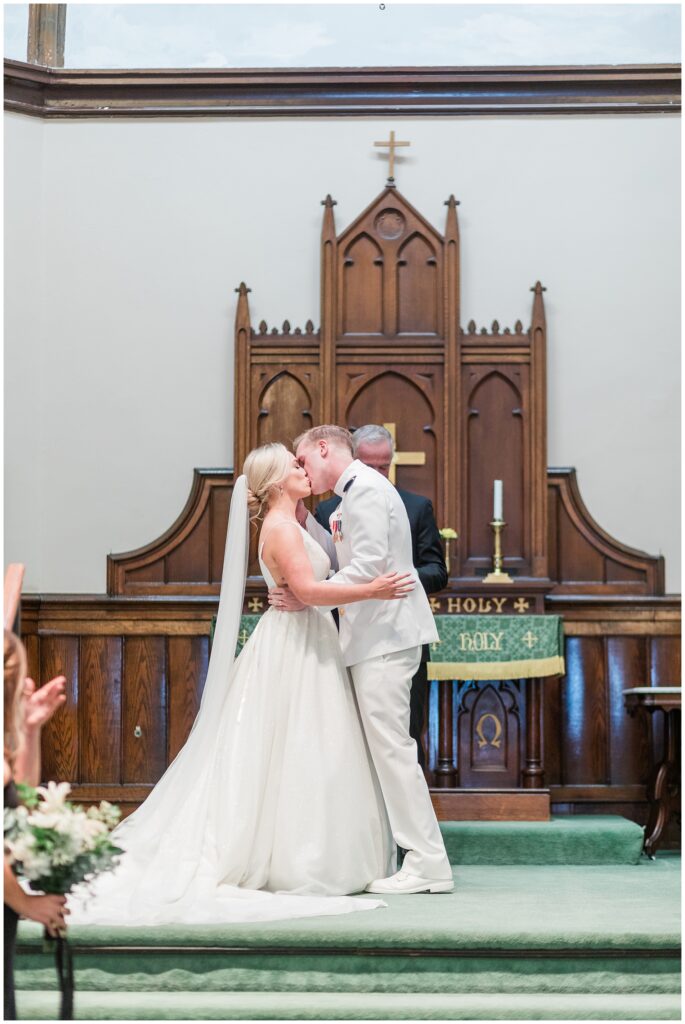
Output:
[15, 943, 682, 958]
[4, 60, 680, 119]
[21, 592, 680, 617]
[432, 789, 550, 821]
[16, 941, 681, 958]
[69, 784, 152, 803]
[550, 784, 647, 802]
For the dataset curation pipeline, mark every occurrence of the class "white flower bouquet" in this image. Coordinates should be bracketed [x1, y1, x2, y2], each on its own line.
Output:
[4, 781, 123, 897]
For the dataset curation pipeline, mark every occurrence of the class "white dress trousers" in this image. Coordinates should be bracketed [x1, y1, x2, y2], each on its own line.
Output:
[350, 644, 453, 881]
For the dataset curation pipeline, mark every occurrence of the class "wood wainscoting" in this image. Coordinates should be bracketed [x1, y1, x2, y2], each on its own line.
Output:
[21, 592, 681, 845]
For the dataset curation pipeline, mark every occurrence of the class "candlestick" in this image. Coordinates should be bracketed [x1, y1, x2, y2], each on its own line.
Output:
[483, 519, 513, 584]
[493, 480, 503, 521]
[439, 527, 458, 575]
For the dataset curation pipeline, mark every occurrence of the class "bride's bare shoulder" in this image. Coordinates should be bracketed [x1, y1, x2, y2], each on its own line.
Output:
[259, 515, 304, 554]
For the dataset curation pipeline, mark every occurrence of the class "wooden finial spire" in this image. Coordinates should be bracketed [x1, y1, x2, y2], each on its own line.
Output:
[321, 195, 337, 243]
[235, 281, 252, 333]
[531, 281, 547, 330]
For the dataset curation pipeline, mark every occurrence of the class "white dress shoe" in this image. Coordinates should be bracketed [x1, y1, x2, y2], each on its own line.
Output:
[365, 870, 454, 895]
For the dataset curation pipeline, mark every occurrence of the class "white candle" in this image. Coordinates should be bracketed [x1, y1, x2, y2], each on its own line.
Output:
[493, 480, 503, 521]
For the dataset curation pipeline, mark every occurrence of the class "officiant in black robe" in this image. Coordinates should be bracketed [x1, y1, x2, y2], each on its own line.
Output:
[315, 425, 448, 770]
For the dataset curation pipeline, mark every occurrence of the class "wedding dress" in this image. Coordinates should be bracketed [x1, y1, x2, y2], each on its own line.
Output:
[68, 479, 393, 925]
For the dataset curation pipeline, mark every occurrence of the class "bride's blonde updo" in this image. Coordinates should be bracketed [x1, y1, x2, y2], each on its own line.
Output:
[242, 442, 292, 522]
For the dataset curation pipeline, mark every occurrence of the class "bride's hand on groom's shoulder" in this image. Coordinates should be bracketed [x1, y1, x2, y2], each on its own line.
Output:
[268, 586, 307, 612]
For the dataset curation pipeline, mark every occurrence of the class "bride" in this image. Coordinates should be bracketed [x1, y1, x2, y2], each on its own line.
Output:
[68, 442, 415, 925]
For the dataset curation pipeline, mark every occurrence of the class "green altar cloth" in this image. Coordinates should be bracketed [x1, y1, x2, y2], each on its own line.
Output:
[427, 615, 565, 681]
[213, 613, 565, 680]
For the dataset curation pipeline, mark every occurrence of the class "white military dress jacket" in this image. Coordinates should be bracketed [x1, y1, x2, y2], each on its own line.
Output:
[307, 460, 438, 668]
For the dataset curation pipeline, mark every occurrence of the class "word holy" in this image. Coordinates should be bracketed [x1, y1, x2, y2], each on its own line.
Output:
[458, 631, 504, 652]
[430, 596, 516, 614]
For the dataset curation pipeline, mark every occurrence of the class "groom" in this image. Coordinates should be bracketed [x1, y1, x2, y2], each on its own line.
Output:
[277, 424, 453, 895]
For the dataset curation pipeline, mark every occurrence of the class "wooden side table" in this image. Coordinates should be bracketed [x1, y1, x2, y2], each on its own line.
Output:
[624, 687, 681, 858]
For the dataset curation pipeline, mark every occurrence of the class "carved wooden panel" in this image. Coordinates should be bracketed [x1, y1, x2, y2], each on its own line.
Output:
[252, 362, 319, 449]
[456, 290, 547, 580]
[397, 233, 440, 335]
[561, 637, 608, 784]
[338, 364, 443, 515]
[234, 306, 321, 481]
[39, 636, 79, 783]
[547, 470, 664, 594]
[122, 637, 167, 784]
[80, 637, 122, 784]
[336, 192, 444, 340]
[457, 681, 521, 788]
[107, 471, 234, 596]
[341, 233, 384, 335]
[463, 364, 530, 574]
[167, 636, 208, 762]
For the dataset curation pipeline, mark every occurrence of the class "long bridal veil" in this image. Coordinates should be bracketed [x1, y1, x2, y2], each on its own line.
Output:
[69, 474, 384, 924]
[111, 473, 251, 843]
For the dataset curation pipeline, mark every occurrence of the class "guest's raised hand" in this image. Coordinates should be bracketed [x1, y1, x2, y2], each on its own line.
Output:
[22, 675, 67, 731]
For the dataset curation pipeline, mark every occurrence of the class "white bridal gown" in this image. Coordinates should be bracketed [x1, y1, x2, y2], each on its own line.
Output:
[68, 525, 394, 925]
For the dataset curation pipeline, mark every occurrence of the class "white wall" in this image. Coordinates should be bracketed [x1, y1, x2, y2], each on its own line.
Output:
[4, 113, 680, 593]
[4, 113, 45, 593]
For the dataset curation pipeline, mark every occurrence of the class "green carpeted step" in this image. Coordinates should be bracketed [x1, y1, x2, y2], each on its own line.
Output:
[439, 816, 645, 865]
[15, 859, 678, 1021]
[17, 859, 679, 953]
[15, 955, 682, 995]
[16, 989, 682, 1020]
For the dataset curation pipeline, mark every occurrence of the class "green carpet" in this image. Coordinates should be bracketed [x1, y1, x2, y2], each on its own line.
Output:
[15, 856, 681, 1021]
[16, 956, 681, 994]
[15, 990, 683, 1020]
[439, 815, 645, 865]
[18, 857, 678, 951]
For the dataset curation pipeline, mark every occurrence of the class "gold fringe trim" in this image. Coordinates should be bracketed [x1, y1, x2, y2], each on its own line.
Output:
[426, 656, 566, 681]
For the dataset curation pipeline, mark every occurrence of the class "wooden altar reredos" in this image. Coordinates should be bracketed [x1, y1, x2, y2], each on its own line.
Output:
[22, 181, 678, 838]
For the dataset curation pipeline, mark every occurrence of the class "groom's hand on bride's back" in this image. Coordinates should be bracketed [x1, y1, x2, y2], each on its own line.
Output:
[268, 585, 307, 612]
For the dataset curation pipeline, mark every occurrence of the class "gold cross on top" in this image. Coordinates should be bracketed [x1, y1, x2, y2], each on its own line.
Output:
[374, 131, 411, 181]
[383, 422, 426, 486]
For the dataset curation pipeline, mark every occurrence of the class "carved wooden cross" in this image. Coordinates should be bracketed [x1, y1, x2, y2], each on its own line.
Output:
[374, 131, 411, 180]
[383, 422, 426, 486]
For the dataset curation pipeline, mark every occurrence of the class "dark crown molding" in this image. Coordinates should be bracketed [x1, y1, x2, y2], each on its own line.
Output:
[4, 60, 681, 118]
